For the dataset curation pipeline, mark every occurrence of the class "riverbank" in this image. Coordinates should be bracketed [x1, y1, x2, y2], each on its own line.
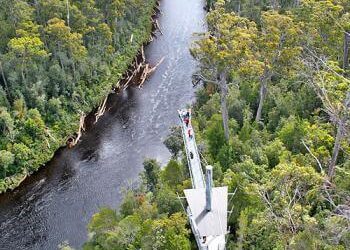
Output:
[0, 0, 159, 194]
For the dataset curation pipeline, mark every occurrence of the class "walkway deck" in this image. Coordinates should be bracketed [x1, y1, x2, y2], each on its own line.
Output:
[178, 110, 205, 189]
[178, 109, 227, 250]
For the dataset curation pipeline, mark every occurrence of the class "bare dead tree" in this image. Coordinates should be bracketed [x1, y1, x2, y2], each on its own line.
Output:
[255, 66, 271, 123]
[66, 0, 70, 27]
[328, 92, 350, 180]
[343, 32, 350, 70]
[301, 139, 324, 172]
[302, 35, 350, 181]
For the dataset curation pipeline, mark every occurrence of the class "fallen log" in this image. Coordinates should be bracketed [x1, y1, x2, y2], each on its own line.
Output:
[141, 45, 145, 62]
[112, 81, 120, 93]
[155, 4, 162, 14]
[94, 96, 108, 124]
[152, 31, 158, 37]
[72, 113, 86, 146]
[139, 63, 149, 87]
[138, 57, 165, 88]
[123, 75, 134, 90]
[123, 49, 147, 90]
[155, 20, 163, 35]
[148, 57, 165, 74]
[63, 0, 162, 151]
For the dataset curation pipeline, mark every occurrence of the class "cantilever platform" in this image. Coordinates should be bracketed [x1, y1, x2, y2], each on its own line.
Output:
[178, 109, 228, 250]
[184, 187, 228, 237]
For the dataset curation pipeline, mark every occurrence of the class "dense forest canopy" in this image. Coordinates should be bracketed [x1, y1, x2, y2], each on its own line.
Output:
[84, 0, 350, 249]
[0, 0, 156, 192]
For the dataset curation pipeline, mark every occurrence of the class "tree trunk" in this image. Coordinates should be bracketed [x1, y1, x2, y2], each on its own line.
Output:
[33, 0, 40, 21]
[343, 32, 350, 70]
[237, 0, 241, 15]
[21, 59, 26, 83]
[71, 60, 77, 82]
[59, 56, 65, 71]
[206, 0, 213, 11]
[255, 70, 269, 123]
[294, 0, 300, 7]
[66, 0, 70, 27]
[328, 91, 350, 180]
[329, 33, 350, 180]
[219, 71, 230, 141]
[0, 61, 8, 93]
[328, 121, 344, 179]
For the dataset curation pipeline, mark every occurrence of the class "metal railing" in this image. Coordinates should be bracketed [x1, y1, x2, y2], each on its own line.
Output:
[178, 110, 205, 189]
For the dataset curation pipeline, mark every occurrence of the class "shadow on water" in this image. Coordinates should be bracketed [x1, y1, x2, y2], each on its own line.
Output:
[0, 0, 206, 249]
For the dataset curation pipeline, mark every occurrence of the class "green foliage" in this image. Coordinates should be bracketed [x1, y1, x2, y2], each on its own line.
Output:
[189, 1, 350, 248]
[142, 159, 161, 193]
[85, 1, 350, 249]
[155, 187, 182, 215]
[0, 107, 14, 138]
[163, 126, 183, 157]
[205, 114, 227, 159]
[88, 207, 120, 235]
[0, 0, 157, 193]
[277, 116, 308, 154]
[119, 190, 141, 218]
[0, 150, 14, 178]
[142, 213, 191, 250]
[84, 158, 190, 250]
[161, 159, 185, 190]
[263, 139, 286, 168]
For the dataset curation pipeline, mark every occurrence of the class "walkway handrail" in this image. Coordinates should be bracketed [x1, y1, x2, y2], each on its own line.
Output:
[191, 131, 206, 186]
[180, 116, 195, 187]
[178, 109, 205, 189]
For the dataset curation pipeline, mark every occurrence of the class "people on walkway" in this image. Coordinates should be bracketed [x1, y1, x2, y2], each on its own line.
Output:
[188, 128, 192, 139]
[179, 109, 186, 120]
[183, 110, 187, 119]
[184, 116, 189, 127]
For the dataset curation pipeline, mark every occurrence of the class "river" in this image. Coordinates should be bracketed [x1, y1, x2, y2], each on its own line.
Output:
[0, 0, 206, 249]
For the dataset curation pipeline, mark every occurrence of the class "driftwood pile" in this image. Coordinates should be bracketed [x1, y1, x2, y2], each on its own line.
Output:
[95, 96, 108, 124]
[122, 45, 164, 90]
[123, 1, 164, 90]
[67, 1, 163, 148]
[67, 113, 86, 148]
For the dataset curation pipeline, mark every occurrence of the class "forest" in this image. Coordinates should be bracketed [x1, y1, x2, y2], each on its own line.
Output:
[0, 0, 156, 193]
[83, 0, 350, 249]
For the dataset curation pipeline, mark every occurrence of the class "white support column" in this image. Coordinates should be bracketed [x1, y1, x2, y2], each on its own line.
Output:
[206, 166, 213, 212]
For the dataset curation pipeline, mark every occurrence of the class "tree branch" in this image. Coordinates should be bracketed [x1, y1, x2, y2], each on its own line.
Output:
[301, 139, 324, 172]
[192, 73, 218, 85]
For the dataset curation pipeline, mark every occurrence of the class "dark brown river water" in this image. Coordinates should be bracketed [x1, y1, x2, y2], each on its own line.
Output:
[0, 1, 206, 249]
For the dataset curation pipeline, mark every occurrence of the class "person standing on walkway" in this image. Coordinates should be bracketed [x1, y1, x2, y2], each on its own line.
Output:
[182, 110, 187, 119]
[188, 128, 192, 139]
[184, 116, 189, 127]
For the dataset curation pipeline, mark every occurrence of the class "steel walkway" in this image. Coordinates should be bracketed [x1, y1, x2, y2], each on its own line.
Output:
[178, 109, 227, 250]
[178, 110, 205, 189]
